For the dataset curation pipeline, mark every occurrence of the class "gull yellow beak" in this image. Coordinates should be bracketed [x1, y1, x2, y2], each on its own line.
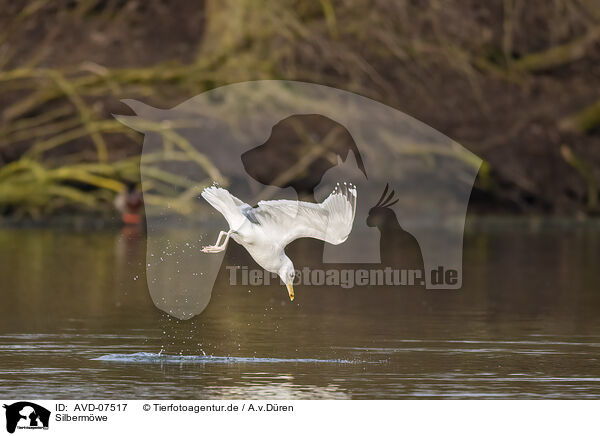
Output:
[286, 280, 294, 301]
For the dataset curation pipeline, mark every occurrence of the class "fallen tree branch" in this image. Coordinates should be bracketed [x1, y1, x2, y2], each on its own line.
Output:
[559, 99, 600, 133]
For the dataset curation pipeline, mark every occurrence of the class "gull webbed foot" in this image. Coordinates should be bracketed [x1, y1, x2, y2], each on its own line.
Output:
[201, 245, 224, 253]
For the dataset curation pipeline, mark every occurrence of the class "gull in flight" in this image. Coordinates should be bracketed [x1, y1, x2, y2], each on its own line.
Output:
[200, 183, 357, 300]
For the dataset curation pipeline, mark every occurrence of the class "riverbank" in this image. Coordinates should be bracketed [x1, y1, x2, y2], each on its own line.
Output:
[1, 2, 599, 217]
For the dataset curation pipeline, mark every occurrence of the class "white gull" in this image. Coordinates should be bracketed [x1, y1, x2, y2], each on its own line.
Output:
[200, 183, 357, 300]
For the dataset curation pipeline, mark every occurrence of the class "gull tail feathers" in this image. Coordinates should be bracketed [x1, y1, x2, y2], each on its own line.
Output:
[201, 186, 246, 230]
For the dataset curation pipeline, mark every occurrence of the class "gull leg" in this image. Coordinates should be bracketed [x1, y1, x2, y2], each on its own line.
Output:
[201, 230, 232, 253]
[201, 232, 226, 253]
[214, 231, 227, 246]
[219, 231, 232, 248]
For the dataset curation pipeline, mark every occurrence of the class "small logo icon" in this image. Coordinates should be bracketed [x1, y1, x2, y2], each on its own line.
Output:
[3, 402, 50, 434]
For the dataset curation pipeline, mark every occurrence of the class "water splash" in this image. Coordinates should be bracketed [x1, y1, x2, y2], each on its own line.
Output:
[92, 352, 354, 364]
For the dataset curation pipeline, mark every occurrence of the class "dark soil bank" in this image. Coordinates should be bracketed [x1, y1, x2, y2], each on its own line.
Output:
[1, 1, 600, 216]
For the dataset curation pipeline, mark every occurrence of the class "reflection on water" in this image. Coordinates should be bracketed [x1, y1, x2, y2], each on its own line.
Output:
[0, 219, 599, 399]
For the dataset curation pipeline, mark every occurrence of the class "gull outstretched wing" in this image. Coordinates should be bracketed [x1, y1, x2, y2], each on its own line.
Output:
[252, 183, 357, 247]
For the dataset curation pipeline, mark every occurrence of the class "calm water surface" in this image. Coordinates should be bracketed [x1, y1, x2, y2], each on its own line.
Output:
[0, 219, 599, 399]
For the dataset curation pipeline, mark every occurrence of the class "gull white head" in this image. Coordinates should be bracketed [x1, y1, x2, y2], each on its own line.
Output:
[278, 256, 295, 301]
